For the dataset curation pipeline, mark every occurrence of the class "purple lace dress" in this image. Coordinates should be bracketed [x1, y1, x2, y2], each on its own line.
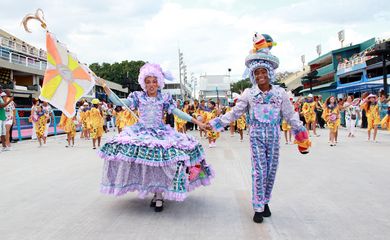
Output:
[99, 91, 214, 201]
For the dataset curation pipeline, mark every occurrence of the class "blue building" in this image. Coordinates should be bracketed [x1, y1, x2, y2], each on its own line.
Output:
[301, 38, 377, 98]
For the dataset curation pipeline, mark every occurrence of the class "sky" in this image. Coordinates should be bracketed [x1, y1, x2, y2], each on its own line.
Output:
[1, 0, 390, 82]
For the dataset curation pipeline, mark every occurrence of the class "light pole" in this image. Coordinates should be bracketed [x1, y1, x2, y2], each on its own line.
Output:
[301, 55, 306, 71]
[178, 49, 184, 100]
[191, 73, 197, 100]
[338, 30, 345, 48]
[316, 44, 321, 56]
[228, 68, 233, 98]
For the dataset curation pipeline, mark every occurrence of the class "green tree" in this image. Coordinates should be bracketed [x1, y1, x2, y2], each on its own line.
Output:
[230, 78, 251, 93]
[89, 60, 146, 87]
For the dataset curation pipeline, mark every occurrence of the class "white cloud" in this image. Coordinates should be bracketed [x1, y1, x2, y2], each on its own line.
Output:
[1, 0, 389, 81]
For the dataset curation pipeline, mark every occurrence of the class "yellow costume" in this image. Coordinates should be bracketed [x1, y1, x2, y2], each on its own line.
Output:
[302, 102, 316, 123]
[114, 110, 127, 129]
[125, 110, 138, 127]
[322, 106, 340, 133]
[174, 107, 187, 131]
[237, 115, 246, 130]
[35, 114, 47, 138]
[58, 114, 76, 137]
[281, 119, 291, 131]
[79, 110, 90, 130]
[361, 104, 381, 131]
[174, 115, 187, 131]
[205, 109, 220, 140]
[381, 115, 390, 131]
[88, 107, 104, 139]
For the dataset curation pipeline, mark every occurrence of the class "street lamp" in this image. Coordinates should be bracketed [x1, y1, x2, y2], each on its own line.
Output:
[301, 55, 305, 71]
[338, 30, 345, 48]
[228, 68, 233, 98]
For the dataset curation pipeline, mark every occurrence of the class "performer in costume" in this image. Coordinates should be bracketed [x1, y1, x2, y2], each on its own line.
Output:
[113, 106, 126, 133]
[42, 101, 53, 138]
[236, 114, 246, 142]
[226, 102, 237, 137]
[360, 94, 381, 142]
[281, 119, 291, 144]
[343, 96, 360, 138]
[79, 102, 90, 140]
[97, 63, 214, 212]
[205, 101, 220, 148]
[125, 109, 138, 127]
[88, 99, 104, 149]
[174, 100, 187, 133]
[207, 33, 311, 223]
[30, 98, 39, 140]
[322, 96, 340, 146]
[301, 94, 320, 137]
[58, 113, 77, 147]
[35, 105, 49, 147]
[380, 106, 390, 131]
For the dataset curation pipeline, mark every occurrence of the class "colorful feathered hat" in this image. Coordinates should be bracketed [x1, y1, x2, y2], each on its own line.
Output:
[244, 33, 279, 84]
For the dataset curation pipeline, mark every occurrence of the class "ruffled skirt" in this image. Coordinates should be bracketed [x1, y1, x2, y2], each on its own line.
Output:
[99, 123, 214, 201]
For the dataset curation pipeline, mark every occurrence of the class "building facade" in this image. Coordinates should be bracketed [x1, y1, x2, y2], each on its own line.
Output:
[301, 38, 376, 98]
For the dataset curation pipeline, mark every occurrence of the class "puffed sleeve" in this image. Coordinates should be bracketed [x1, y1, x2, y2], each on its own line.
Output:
[209, 88, 250, 132]
[107, 89, 136, 109]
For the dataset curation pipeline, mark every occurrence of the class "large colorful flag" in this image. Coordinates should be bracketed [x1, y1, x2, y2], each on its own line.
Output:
[39, 32, 95, 117]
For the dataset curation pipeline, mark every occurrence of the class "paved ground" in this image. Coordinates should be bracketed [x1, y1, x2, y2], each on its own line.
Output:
[0, 127, 389, 240]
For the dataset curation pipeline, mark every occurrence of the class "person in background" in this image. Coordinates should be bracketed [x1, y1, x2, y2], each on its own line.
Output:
[378, 89, 389, 120]
[315, 95, 325, 128]
[58, 113, 77, 147]
[3, 89, 16, 151]
[35, 105, 49, 147]
[30, 98, 39, 140]
[0, 90, 14, 151]
[42, 101, 53, 139]
[88, 99, 104, 149]
[360, 94, 381, 142]
[343, 96, 360, 138]
[322, 96, 340, 146]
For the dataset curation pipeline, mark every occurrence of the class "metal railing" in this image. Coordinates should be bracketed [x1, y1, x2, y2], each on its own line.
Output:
[0, 36, 47, 59]
[0, 47, 47, 70]
[13, 108, 80, 141]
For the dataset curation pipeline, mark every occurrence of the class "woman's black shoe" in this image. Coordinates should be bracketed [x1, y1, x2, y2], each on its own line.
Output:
[154, 200, 164, 212]
[253, 212, 263, 223]
[150, 198, 156, 207]
[262, 204, 271, 217]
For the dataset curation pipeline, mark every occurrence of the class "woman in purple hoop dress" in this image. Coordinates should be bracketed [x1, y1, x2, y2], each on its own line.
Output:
[97, 63, 214, 212]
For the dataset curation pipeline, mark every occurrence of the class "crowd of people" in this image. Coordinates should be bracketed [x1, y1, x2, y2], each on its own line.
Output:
[290, 90, 390, 145]
[1, 86, 389, 152]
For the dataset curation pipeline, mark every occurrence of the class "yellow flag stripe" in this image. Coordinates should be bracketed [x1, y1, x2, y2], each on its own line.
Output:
[41, 75, 62, 100]
[72, 82, 84, 101]
[47, 53, 56, 66]
[68, 55, 79, 71]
